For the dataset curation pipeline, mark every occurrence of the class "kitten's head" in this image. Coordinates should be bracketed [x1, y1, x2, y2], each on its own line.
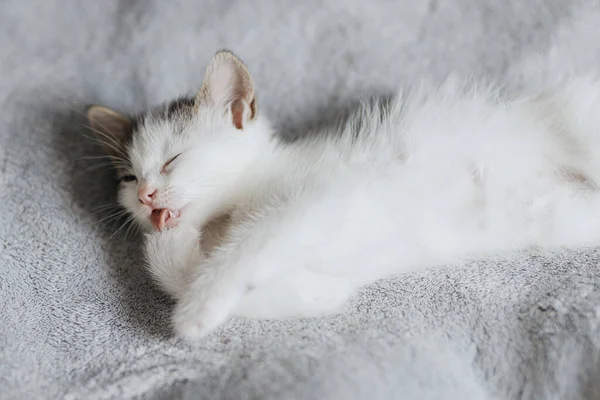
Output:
[87, 50, 267, 231]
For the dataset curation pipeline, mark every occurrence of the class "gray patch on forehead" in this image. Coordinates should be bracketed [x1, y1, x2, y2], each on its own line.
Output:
[131, 96, 196, 140]
[147, 96, 195, 125]
[166, 97, 195, 120]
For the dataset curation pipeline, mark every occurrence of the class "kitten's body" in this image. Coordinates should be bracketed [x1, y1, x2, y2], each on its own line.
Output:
[88, 51, 600, 341]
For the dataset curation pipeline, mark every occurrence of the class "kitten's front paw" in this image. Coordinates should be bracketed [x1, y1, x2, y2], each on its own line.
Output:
[144, 224, 202, 299]
[172, 299, 227, 342]
[172, 281, 243, 342]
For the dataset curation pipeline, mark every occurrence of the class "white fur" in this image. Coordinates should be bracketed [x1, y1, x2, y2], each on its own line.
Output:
[120, 67, 600, 342]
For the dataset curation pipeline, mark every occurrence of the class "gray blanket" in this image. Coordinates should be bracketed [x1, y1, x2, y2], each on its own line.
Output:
[2, 1, 600, 399]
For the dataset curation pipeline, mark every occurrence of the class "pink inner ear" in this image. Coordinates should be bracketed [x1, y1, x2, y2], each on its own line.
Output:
[249, 98, 256, 120]
[208, 67, 236, 107]
[199, 53, 255, 129]
[231, 99, 245, 130]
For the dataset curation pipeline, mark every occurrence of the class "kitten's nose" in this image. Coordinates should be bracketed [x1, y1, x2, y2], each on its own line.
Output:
[138, 186, 157, 206]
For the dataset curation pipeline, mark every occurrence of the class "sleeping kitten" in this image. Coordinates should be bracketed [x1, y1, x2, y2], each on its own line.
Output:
[88, 50, 600, 342]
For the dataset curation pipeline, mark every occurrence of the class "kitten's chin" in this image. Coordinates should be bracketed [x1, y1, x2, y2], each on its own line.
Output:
[137, 217, 155, 233]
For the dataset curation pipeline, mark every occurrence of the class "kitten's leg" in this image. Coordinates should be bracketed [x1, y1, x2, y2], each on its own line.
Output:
[143, 224, 202, 300]
[172, 205, 322, 341]
[234, 269, 354, 319]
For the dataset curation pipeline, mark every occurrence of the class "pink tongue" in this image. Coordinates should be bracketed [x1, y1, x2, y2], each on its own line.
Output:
[150, 209, 181, 230]
[151, 209, 169, 230]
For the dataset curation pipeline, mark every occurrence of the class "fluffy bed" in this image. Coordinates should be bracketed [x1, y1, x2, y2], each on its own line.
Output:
[1, 1, 600, 399]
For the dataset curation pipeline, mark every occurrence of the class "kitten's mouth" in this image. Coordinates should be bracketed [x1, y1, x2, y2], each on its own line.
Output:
[150, 208, 181, 231]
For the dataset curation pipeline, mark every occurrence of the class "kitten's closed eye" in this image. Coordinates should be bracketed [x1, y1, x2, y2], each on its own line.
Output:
[120, 175, 137, 183]
[161, 153, 181, 174]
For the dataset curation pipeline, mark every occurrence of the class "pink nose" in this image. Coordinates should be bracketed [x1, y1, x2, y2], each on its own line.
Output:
[138, 187, 157, 206]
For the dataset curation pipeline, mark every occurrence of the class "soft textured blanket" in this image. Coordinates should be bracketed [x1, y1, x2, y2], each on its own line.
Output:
[2, 1, 600, 399]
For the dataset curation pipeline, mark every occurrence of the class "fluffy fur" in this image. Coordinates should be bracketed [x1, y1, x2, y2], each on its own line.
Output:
[88, 50, 600, 342]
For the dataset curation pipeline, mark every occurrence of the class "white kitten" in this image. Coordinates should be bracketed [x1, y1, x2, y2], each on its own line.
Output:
[88, 50, 600, 342]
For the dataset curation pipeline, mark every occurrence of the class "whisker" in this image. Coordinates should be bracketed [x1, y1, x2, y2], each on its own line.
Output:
[78, 122, 125, 154]
[92, 203, 121, 212]
[57, 100, 125, 152]
[85, 163, 124, 172]
[75, 155, 128, 163]
[124, 224, 134, 241]
[59, 99, 93, 120]
[80, 132, 128, 159]
[85, 162, 127, 172]
[79, 131, 127, 158]
[108, 210, 144, 243]
[125, 221, 142, 242]
[94, 209, 129, 226]
[96, 160, 129, 169]
[90, 207, 121, 216]
[82, 158, 130, 169]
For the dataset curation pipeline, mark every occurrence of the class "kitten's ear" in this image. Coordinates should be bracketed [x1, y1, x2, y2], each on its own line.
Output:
[195, 50, 257, 130]
[86, 105, 132, 156]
